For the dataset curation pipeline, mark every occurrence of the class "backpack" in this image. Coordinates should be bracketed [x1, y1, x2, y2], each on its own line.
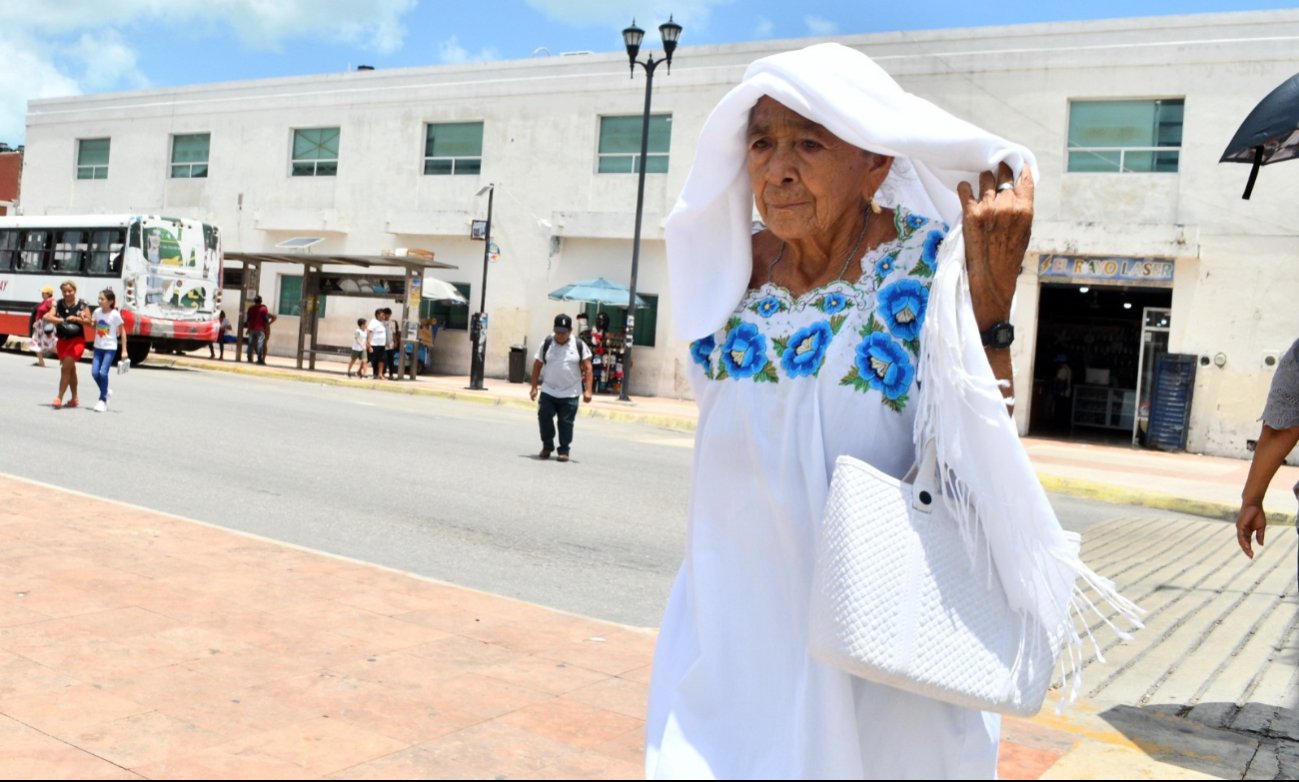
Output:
[542, 335, 589, 365]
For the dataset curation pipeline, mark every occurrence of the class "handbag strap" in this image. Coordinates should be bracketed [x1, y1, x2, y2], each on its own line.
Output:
[911, 439, 940, 514]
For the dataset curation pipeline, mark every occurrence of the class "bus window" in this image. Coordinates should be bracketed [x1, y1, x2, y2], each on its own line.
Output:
[88, 229, 125, 275]
[0, 230, 17, 271]
[53, 230, 89, 273]
[18, 230, 51, 272]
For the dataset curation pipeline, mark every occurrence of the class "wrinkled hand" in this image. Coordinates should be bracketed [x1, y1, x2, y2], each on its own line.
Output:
[957, 163, 1034, 330]
[1236, 503, 1267, 558]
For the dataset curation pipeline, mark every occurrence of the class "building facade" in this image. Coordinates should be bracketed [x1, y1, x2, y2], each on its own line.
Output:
[16, 10, 1299, 457]
[0, 146, 21, 215]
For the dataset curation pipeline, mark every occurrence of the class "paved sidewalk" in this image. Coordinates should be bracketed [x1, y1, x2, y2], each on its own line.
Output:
[152, 349, 1299, 524]
[2, 474, 1294, 779]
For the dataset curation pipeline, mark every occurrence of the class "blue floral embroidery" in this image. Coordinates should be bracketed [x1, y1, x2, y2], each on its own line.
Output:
[690, 335, 716, 375]
[901, 212, 926, 236]
[719, 321, 774, 381]
[818, 291, 849, 315]
[779, 321, 834, 378]
[877, 279, 928, 343]
[751, 295, 786, 319]
[877, 253, 896, 276]
[844, 332, 915, 410]
[922, 230, 944, 267]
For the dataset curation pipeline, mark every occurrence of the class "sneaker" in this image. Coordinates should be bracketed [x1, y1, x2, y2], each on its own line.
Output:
[93, 400, 107, 413]
[539, 448, 552, 460]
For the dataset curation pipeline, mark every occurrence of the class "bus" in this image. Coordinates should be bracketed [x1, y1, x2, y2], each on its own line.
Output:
[0, 215, 222, 365]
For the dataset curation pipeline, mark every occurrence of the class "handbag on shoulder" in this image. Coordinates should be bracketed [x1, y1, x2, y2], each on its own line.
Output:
[807, 440, 1059, 717]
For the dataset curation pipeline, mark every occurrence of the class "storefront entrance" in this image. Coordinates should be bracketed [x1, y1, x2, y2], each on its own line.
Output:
[1030, 283, 1172, 445]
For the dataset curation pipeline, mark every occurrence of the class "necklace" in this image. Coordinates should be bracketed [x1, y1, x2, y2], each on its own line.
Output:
[767, 210, 871, 287]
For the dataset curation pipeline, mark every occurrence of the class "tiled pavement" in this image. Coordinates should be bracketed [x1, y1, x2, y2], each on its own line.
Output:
[2, 472, 1283, 779]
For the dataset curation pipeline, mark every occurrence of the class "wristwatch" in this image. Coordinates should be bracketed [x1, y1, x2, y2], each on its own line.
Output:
[980, 321, 1015, 349]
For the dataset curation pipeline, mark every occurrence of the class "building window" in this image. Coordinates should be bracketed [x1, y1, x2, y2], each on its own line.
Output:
[278, 275, 328, 317]
[1067, 99, 1183, 173]
[420, 283, 471, 330]
[77, 138, 110, 179]
[171, 133, 210, 178]
[582, 294, 658, 347]
[424, 122, 483, 175]
[291, 127, 340, 177]
[598, 115, 671, 173]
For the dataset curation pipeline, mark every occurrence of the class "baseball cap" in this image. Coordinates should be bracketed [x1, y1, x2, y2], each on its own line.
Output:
[553, 314, 573, 332]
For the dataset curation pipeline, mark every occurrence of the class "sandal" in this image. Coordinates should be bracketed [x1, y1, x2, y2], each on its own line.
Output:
[51, 398, 62, 409]
[65, 399, 79, 409]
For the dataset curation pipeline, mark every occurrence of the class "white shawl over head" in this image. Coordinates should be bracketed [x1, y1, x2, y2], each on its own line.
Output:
[666, 42, 1141, 702]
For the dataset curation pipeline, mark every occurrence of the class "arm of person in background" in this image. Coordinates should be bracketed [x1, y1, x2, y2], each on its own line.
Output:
[958, 162, 1035, 413]
[529, 358, 544, 402]
[118, 314, 128, 356]
[582, 356, 594, 403]
[1237, 423, 1299, 558]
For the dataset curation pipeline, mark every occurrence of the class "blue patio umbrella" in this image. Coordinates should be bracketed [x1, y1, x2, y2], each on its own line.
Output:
[548, 277, 647, 308]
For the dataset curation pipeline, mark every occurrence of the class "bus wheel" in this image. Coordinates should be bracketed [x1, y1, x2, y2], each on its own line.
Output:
[126, 340, 151, 366]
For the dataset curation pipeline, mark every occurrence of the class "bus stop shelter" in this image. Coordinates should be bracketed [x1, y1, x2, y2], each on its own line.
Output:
[222, 250, 459, 377]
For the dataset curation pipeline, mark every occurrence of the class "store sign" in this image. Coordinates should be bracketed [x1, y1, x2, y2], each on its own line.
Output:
[1038, 254, 1175, 286]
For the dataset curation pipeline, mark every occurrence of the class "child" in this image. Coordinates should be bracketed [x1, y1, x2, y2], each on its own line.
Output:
[210, 310, 233, 360]
[90, 288, 126, 413]
[348, 317, 368, 378]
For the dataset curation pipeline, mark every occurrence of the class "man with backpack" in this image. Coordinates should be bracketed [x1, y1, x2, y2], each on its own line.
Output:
[529, 314, 593, 462]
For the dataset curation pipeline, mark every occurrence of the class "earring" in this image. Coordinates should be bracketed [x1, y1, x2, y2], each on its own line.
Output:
[868, 197, 882, 215]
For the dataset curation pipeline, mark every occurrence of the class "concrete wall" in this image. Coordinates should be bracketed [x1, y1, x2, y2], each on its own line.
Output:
[18, 9, 1299, 456]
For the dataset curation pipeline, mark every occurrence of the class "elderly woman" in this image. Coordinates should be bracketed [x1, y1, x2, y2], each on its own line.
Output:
[45, 280, 93, 409]
[646, 44, 1076, 779]
[29, 286, 57, 367]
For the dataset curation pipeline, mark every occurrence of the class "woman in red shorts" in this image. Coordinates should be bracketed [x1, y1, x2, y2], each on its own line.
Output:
[45, 280, 93, 409]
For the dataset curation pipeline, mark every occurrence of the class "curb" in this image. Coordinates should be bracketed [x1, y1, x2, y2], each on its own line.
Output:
[1036, 474, 1296, 526]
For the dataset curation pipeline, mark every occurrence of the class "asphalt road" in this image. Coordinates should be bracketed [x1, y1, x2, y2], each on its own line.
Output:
[0, 346, 1194, 627]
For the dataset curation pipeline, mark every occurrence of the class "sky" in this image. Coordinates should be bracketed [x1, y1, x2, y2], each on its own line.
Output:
[3, 0, 1295, 146]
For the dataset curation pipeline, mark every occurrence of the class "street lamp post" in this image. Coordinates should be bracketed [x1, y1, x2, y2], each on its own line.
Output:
[618, 16, 682, 402]
[469, 182, 494, 390]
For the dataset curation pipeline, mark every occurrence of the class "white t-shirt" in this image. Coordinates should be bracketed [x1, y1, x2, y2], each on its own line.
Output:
[535, 334, 589, 399]
[92, 308, 125, 350]
[367, 318, 387, 348]
[352, 327, 367, 352]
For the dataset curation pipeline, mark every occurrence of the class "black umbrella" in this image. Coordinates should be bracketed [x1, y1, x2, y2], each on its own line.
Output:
[1220, 72, 1299, 199]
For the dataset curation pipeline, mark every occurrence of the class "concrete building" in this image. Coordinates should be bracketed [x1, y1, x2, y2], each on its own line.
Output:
[16, 10, 1299, 457]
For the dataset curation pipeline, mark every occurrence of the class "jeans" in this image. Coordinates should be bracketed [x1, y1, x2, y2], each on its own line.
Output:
[247, 330, 266, 363]
[91, 348, 115, 402]
[538, 392, 580, 454]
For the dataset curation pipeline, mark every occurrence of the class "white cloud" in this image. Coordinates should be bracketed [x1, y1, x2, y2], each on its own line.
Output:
[524, 0, 732, 35]
[753, 16, 774, 38]
[805, 15, 839, 36]
[0, 0, 418, 144]
[437, 36, 501, 65]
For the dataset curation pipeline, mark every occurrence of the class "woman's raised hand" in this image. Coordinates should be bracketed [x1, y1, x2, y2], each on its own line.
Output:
[957, 162, 1034, 331]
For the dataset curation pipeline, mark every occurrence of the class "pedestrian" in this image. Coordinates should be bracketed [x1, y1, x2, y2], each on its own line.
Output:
[46, 280, 92, 409]
[384, 307, 399, 379]
[210, 310, 232, 360]
[29, 286, 56, 367]
[89, 288, 126, 413]
[245, 295, 276, 364]
[645, 44, 1133, 779]
[1051, 353, 1074, 432]
[529, 314, 593, 462]
[348, 317, 368, 378]
[365, 308, 387, 380]
[1236, 337, 1299, 576]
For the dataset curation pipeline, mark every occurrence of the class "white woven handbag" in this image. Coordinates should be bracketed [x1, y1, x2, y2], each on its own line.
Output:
[808, 442, 1059, 717]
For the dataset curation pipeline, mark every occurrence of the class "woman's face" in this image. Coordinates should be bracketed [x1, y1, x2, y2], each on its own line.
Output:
[61, 285, 76, 302]
[745, 97, 892, 242]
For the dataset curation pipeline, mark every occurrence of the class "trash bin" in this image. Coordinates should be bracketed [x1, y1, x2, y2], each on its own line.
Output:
[508, 345, 527, 383]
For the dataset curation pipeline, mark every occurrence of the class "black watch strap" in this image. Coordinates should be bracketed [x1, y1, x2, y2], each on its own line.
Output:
[980, 321, 1015, 349]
